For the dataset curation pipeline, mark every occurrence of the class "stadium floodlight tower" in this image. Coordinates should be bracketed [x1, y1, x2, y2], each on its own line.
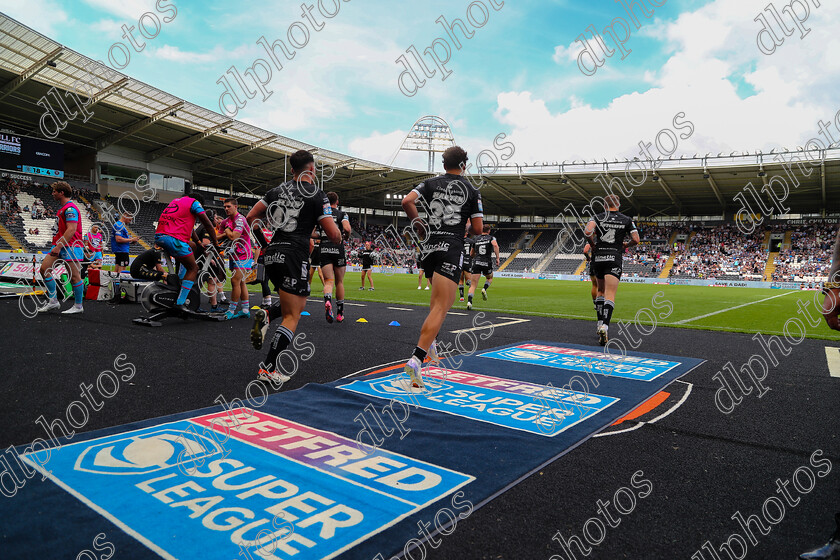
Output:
[389, 115, 456, 172]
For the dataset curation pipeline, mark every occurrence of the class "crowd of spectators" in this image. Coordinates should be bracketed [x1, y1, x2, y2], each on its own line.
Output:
[0, 178, 23, 229]
[772, 223, 835, 281]
[670, 224, 768, 279]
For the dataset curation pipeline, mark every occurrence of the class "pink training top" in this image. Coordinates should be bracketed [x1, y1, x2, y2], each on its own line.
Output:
[221, 212, 253, 261]
[155, 197, 204, 242]
[54, 201, 83, 246]
[85, 231, 103, 251]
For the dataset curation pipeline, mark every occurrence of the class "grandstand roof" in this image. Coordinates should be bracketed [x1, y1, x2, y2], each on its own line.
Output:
[1, 13, 838, 219]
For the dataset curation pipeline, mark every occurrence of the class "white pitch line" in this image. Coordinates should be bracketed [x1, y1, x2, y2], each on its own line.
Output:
[825, 347, 840, 378]
[673, 291, 796, 324]
[450, 317, 530, 334]
[387, 307, 413, 311]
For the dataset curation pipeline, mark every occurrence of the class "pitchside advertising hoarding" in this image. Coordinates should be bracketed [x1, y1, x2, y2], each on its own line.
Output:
[0, 133, 64, 179]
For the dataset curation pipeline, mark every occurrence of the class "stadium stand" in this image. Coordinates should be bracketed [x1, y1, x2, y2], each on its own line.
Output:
[772, 222, 834, 281]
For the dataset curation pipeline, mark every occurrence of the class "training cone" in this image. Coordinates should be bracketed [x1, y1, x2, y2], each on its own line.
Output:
[356, 318, 368, 323]
[389, 321, 400, 326]
[301, 311, 311, 316]
[251, 305, 260, 310]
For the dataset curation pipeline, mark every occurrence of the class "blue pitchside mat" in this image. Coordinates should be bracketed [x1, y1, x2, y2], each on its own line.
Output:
[0, 340, 703, 560]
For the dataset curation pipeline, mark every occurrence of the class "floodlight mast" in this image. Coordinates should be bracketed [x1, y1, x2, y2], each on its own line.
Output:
[389, 115, 456, 172]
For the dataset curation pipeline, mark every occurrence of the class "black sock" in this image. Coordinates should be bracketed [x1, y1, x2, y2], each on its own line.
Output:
[324, 294, 331, 302]
[337, 300, 344, 313]
[595, 296, 604, 322]
[267, 302, 283, 322]
[592, 298, 597, 312]
[264, 325, 293, 372]
[459, 286, 464, 297]
[603, 300, 615, 326]
[412, 346, 427, 362]
[468, 294, 473, 303]
[483, 282, 490, 291]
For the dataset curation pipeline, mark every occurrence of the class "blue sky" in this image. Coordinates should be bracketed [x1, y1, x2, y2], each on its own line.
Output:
[2, 0, 839, 171]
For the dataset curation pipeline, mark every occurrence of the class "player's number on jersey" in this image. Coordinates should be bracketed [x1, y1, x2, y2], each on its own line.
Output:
[600, 229, 616, 243]
[479, 245, 487, 255]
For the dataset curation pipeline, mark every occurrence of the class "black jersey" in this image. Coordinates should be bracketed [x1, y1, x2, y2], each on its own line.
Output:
[591, 211, 637, 262]
[472, 234, 496, 265]
[261, 180, 331, 253]
[360, 248, 374, 268]
[462, 237, 473, 259]
[319, 207, 349, 249]
[411, 174, 483, 238]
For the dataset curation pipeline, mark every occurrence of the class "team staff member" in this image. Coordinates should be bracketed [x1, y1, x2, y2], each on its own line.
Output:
[319, 191, 352, 323]
[584, 194, 639, 346]
[583, 241, 598, 324]
[466, 225, 499, 310]
[37, 182, 86, 314]
[359, 241, 375, 290]
[111, 211, 139, 302]
[801, 228, 840, 559]
[246, 150, 341, 385]
[401, 146, 483, 388]
[458, 231, 473, 301]
[219, 198, 254, 320]
[154, 192, 217, 310]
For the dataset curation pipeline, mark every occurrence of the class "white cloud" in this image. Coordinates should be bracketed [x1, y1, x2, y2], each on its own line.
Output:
[495, 0, 840, 163]
[552, 42, 576, 64]
[81, 0, 158, 21]
[0, 0, 69, 36]
[241, 86, 346, 132]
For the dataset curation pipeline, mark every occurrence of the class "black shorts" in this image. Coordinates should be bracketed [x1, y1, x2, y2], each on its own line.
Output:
[114, 252, 129, 267]
[420, 237, 463, 283]
[319, 246, 346, 268]
[361, 262, 372, 271]
[264, 246, 310, 297]
[471, 261, 493, 277]
[591, 257, 623, 280]
[461, 260, 472, 275]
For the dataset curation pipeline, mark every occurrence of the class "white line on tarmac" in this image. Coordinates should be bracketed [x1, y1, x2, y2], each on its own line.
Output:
[673, 291, 796, 324]
[824, 347, 840, 378]
[387, 307, 413, 311]
[450, 317, 531, 334]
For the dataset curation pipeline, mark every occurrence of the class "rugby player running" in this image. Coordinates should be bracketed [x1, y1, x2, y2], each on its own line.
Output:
[584, 194, 639, 346]
[246, 150, 341, 385]
[799, 226, 840, 560]
[466, 225, 499, 310]
[583, 241, 598, 321]
[458, 229, 472, 301]
[401, 146, 483, 388]
[319, 191, 352, 323]
[154, 192, 217, 311]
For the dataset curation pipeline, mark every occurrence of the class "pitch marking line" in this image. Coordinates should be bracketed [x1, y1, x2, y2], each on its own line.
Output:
[672, 291, 796, 324]
[450, 317, 530, 334]
[387, 307, 413, 311]
[825, 347, 840, 378]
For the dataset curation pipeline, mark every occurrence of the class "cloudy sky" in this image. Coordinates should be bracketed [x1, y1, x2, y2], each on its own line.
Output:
[1, 0, 838, 171]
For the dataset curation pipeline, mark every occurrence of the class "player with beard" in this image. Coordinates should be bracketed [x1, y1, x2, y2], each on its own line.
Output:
[401, 146, 483, 388]
[584, 194, 639, 346]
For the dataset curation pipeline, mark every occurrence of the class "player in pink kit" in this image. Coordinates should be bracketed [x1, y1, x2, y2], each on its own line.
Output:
[154, 192, 217, 310]
[219, 198, 254, 320]
[84, 224, 104, 270]
[37, 181, 86, 314]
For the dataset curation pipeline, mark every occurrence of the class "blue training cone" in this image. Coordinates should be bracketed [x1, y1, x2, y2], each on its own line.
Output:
[301, 311, 311, 316]
[389, 321, 400, 326]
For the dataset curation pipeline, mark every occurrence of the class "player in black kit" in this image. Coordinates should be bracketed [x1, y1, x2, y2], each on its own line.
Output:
[359, 241, 375, 290]
[467, 225, 500, 310]
[583, 241, 598, 315]
[245, 150, 341, 385]
[584, 194, 639, 346]
[459, 229, 473, 301]
[401, 146, 483, 388]
[319, 191, 352, 323]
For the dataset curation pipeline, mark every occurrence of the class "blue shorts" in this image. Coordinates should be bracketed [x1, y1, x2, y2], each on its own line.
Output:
[50, 246, 84, 262]
[155, 234, 192, 258]
[91, 251, 103, 262]
[230, 258, 254, 270]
